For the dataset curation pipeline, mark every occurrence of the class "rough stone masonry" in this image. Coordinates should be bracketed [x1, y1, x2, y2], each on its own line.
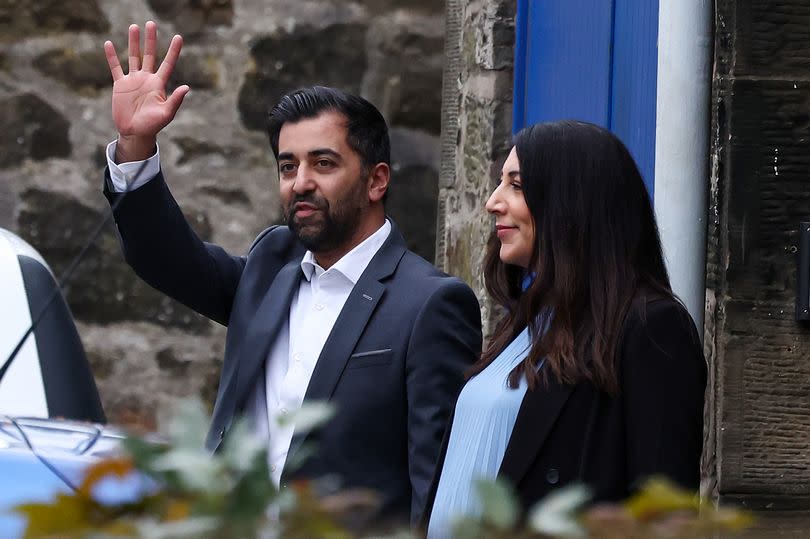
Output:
[0, 0, 447, 429]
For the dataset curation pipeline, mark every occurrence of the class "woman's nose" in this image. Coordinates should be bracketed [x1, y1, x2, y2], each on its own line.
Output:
[485, 188, 502, 214]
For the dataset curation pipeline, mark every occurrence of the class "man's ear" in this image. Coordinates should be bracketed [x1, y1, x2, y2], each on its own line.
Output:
[367, 163, 390, 203]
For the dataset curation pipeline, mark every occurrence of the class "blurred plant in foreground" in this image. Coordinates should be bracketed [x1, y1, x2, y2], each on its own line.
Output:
[16, 398, 753, 539]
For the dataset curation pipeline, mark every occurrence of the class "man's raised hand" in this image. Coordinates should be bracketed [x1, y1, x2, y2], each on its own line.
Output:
[105, 21, 190, 163]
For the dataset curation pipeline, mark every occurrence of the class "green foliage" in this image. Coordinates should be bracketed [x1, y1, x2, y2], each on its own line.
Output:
[15, 398, 754, 539]
[529, 484, 590, 537]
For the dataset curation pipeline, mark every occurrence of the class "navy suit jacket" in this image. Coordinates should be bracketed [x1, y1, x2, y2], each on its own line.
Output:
[104, 171, 483, 522]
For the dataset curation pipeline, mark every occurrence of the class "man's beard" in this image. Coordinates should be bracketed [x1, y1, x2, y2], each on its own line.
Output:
[284, 180, 367, 253]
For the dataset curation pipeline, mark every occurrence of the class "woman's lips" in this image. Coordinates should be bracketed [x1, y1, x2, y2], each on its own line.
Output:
[496, 225, 517, 238]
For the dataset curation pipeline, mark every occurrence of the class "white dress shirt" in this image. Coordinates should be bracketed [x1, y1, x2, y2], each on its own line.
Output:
[105, 140, 392, 487]
[258, 221, 390, 486]
[105, 140, 161, 191]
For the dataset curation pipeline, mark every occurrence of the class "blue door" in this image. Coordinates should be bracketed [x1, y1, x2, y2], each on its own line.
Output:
[513, 0, 659, 196]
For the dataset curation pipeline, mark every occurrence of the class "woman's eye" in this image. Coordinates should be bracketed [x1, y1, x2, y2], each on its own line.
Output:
[511, 182, 523, 191]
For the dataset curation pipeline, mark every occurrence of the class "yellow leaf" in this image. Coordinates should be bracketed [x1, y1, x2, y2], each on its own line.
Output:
[624, 477, 699, 521]
[99, 520, 139, 536]
[79, 457, 135, 497]
[709, 507, 756, 531]
[165, 500, 191, 522]
[17, 493, 90, 537]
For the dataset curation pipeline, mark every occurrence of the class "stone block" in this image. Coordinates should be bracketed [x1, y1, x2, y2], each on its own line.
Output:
[33, 48, 111, 95]
[717, 77, 810, 498]
[16, 188, 212, 333]
[366, 19, 445, 134]
[353, 0, 444, 15]
[0, 93, 71, 169]
[733, 0, 810, 78]
[173, 136, 242, 166]
[170, 51, 221, 91]
[0, 0, 109, 39]
[147, 0, 233, 36]
[237, 22, 368, 132]
[462, 0, 515, 71]
[387, 163, 439, 262]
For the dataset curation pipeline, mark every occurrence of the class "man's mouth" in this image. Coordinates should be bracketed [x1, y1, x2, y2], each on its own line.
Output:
[293, 202, 320, 218]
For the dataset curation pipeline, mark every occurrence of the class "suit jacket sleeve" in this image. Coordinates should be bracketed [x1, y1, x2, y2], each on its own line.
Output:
[103, 168, 246, 326]
[620, 300, 707, 492]
[405, 279, 482, 522]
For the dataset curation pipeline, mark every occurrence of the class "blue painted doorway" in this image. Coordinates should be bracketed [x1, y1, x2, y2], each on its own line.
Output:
[513, 0, 659, 196]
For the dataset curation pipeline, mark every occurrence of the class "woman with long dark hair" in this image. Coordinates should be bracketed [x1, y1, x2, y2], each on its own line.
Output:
[423, 121, 707, 538]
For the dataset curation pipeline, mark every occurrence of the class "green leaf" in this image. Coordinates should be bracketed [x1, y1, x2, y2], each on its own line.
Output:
[474, 478, 519, 530]
[363, 530, 417, 539]
[219, 418, 267, 473]
[164, 398, 210, 450]
[450, 517, 486, 539]
[528, 484, 590, 537]
[277, 401, 335, 433]
[134, 516, 221, 539]
[151, 448, 227, 493]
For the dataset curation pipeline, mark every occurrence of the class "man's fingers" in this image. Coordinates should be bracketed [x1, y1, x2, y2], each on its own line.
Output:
[142, 21, 158, 72]
[127, 24, 141, 73]
[156, 34, 183, 84]
[165, 85, 190, 119]
[104, 41, 124, 81]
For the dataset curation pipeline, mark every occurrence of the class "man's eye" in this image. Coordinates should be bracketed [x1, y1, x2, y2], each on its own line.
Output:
[279, 163, 296, 173]
[316, 159, 333, 168]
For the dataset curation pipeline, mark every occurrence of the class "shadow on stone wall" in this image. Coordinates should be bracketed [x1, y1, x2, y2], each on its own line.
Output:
[0, 0, 447, 427]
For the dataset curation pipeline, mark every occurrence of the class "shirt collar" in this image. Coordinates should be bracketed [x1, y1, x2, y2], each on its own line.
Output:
[300, 220, 392, 284]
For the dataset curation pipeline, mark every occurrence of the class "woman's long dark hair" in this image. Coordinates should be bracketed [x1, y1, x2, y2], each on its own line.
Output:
[469, 120, 674, 394]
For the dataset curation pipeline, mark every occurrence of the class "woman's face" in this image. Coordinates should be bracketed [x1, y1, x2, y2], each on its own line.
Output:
[485, 147, 535, 268]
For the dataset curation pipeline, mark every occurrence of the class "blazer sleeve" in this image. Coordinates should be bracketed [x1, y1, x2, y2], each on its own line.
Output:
[404, 278, 482, 523]
[620, 299, 707, 492]
[103, 168, 246, 326]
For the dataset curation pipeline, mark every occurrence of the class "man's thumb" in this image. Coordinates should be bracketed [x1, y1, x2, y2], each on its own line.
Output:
[166, 85, 190, 118]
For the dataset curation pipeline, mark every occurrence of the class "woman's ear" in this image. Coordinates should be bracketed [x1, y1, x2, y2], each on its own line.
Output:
[368, 163, 390, 203]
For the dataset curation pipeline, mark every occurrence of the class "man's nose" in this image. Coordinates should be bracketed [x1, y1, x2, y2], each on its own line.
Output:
[292, 166, 316, 194]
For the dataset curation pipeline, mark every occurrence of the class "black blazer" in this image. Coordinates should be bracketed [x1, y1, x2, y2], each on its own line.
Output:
[104, 171, 483, 522]
[422, 296, 706, 525]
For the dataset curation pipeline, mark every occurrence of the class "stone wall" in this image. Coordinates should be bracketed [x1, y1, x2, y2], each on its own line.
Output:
[436, 0, 514, 338]
[706, 0, 810, 511]
[0, 0, 447, 428]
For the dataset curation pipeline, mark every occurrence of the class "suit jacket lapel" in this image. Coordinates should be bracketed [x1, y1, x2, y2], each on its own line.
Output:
[498, 377, 575, 487]
[285, 225, 406, 464]
[303, 224, 406, 403]
[232, 259, 303, 412]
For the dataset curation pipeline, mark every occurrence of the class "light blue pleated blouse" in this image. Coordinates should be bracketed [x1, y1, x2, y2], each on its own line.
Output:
[427, 326, 535, 539]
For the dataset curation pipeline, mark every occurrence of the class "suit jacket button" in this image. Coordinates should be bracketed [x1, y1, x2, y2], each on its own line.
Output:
[219, 427, 226, 440]
[546, 468, 560, 485]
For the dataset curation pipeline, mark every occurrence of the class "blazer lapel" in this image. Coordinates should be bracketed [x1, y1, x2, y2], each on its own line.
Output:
[232, 260, 303, 412]
[498, 377, 575, 486]
[285, 225, 406, 463]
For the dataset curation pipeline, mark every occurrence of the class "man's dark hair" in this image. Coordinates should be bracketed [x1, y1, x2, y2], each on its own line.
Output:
[267, 86, 391, 170]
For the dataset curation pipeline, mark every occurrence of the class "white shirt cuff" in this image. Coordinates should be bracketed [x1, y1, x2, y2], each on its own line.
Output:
[106, 140, 161, 192]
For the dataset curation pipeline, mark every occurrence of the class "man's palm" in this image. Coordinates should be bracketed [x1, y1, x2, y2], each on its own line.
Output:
[112, 72, 176, 137]
[105, 22, 189, 142]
